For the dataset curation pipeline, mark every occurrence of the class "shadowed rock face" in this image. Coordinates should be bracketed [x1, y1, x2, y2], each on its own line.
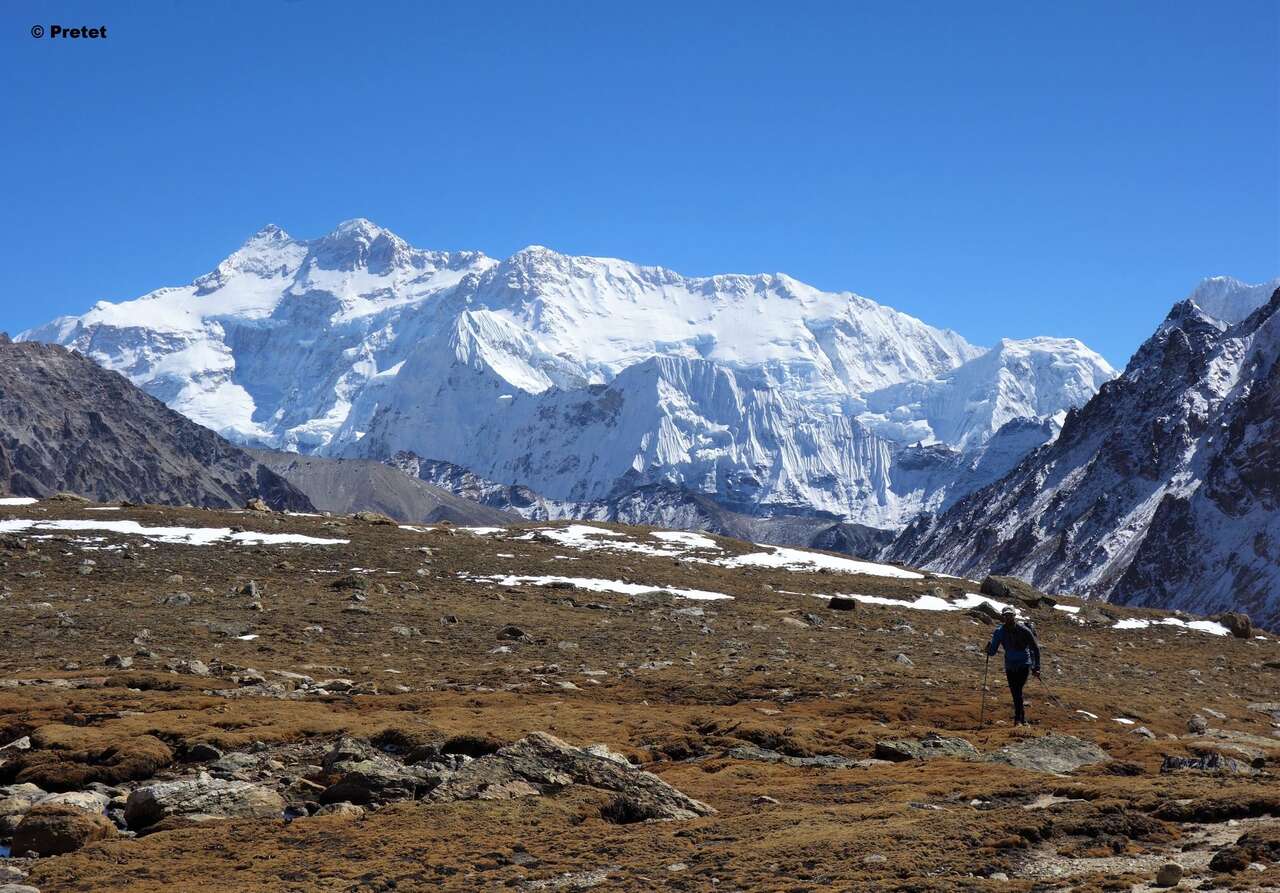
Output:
[888, 289, 1280, 628]
[0, 339, 312, 511]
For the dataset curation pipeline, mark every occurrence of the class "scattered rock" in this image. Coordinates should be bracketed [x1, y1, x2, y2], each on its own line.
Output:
[1187, 714, 1208, 734]
[893, 653, 914, 667]
[12, 803, 117, 856]
[104, 654, 133, 670]
[244, 497, 272, 513]
[986, 734, 1109, 774]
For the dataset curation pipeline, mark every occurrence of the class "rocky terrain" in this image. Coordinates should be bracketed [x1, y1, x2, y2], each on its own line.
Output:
[0, 338, 310, 512]
[0, 497, 1277, 891]
[890, 286, 1280, 629]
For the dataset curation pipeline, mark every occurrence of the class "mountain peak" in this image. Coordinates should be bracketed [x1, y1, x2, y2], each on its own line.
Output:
[1186, 274, 1280, 325]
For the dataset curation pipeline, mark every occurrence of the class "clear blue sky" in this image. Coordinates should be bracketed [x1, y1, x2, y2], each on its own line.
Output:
[2, 1, 1276, 365]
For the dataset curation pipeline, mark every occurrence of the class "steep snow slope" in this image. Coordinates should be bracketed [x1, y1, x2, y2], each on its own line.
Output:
[857, 338, 1113, 450]
[1188, 275, 1280, 325]
[889, 286, 1280, 626]
[23, 220, 1114, 526]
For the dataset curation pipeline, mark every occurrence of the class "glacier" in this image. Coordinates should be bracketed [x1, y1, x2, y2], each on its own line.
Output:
[21, 218, 1118, 528]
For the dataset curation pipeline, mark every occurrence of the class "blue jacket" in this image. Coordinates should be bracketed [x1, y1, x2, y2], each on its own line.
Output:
[987, 622, 1040, 671]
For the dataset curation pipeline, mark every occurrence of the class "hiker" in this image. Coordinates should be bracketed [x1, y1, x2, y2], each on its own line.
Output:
[986, 607, 1041, 725]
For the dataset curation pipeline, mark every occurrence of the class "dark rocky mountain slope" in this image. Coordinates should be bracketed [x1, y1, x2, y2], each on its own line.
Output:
[248, 450, 517, 526]
[889, 288, 1280, 628]
[0, 336, 311, 510]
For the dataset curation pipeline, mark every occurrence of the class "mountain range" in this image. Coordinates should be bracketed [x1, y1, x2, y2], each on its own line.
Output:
[20, 219, 1114, 530]
[14, 221, 1278, 624]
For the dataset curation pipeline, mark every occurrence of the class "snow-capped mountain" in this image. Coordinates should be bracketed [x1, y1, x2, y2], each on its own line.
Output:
[22, 219, 1114, 527]
[889, 281, 1280, 626]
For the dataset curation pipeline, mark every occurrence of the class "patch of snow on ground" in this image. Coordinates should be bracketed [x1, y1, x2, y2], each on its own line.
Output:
[718, 545, 923, 579]
[466, 573, 732, 601]
[1054, 604, 1081, 614]
[0, 518, 347, 547]
[823, 591, 1013, 614]
[1113, 617, 1230, 636]
[649, 531, 720, 550]
[0, 497, 37, 506]
[1113, 717, 1136, 725]
[461, 527, 507, 535]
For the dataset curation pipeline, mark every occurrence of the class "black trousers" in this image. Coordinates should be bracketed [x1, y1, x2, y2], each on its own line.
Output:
[1005, 666, 1030, 723]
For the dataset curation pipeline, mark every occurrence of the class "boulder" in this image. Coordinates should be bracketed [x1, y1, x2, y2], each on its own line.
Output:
[0, 783, 45, 835]
[351, 511, 396, 525]
[1161, 753, 1256, 776]
[986, 734, 1109, 774]
[980, 575, 1056, 608]
[1154, 862, 1183, 887]
[319, 737, 441, 805]
[314, 802, 365, 818]
[36, 790, 110, 813]
[124, 773, 285, 829]
[429, 732, 715, 821]
[1215, 611, 1252, 639]
[244, 498, 271, 513]
[1209, 827, 1280, 872]
[12, 803, 117, 856]
[722, 745, 863, 769]
[874, 733, 979, 762]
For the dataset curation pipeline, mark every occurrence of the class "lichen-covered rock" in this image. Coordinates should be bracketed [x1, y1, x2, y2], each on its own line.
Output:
[12, 803, 117, 856]
[874, 733, 979, 762]
[319, 737, 442, 805]
[0, 783, 45, 835]
[986, 734, 1109, 774]
[429, 732, 714, 821]
[124, 773, 285, 829]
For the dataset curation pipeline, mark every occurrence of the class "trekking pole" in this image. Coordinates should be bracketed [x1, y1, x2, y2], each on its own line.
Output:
[1035, 671, 1071, 712]
[978, 654, 990, 727]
